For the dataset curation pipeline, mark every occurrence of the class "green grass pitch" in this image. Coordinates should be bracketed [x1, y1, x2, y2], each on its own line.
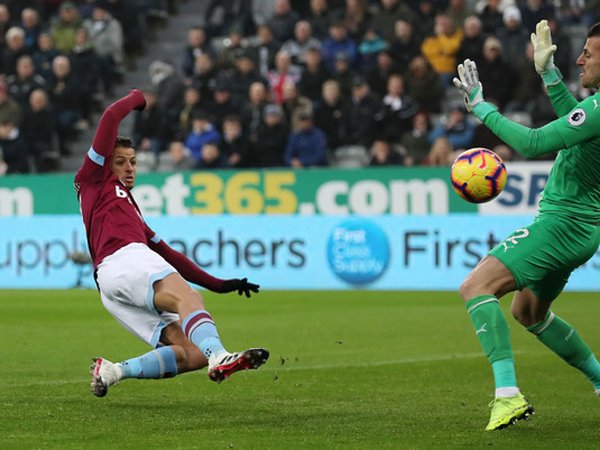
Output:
[2, 289, 600, 449]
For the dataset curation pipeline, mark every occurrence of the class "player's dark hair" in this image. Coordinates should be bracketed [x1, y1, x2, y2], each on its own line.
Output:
[115, 136, 134, 149]
[588, 22, 600, 38]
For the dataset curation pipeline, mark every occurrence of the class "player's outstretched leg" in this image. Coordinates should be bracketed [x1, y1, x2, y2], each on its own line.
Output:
[486, 393, 535, 431]
[207, 348, 270, 383]
[90, 357, 123, 397]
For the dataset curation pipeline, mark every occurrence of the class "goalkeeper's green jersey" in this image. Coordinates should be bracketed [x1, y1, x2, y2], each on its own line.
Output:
[474, 82, 600, 222]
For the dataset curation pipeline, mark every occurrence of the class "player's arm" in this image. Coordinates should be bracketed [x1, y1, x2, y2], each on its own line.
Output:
[454, 59, 599, 158]
[76, 89, 146, 178]
[531, 20, 578, 115]
[145, 226, 260, 298]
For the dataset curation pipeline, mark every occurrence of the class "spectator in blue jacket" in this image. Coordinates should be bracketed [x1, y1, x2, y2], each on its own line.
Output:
[320, 21, 357, 73]
[184, 112, 221, 162]
[428, 106, 474, 151]
[284, 112, 328, 168]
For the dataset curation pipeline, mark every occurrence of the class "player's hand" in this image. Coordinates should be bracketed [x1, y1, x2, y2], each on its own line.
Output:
[220, 278, 260, 298]
[530, 20, 557, 75]
[452, 59, 484, 112]
[130, 88, 147, 111]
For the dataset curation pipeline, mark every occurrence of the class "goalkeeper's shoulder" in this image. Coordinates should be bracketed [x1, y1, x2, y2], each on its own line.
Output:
[561, 93, 600, 128]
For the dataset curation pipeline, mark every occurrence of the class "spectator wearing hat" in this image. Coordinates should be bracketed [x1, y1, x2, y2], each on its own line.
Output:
[456, 15, 485, 66]
[406, 55, 443, 114]
[345, 76, 383, 147]
[477, 36, 517, 110]
[297, 46, 330, 102]
[210, 78, 242, 133]
[421, 14, 463, 87]
[496, 5, 529, 67]
[320, 21, 357, 74]
[0, 80, 23, 127]
[284, 111, 327, 168]
[184, 112, 221, 162]
[314, 79, 349, 152]
[229, 50, 268, 104]
[181, 26, 215, 79]
[83, 1, 125, 97]
[331, 51, 354, 97]
[280, 20, 321, 71]
[251, 103, 289, 167]
[50, 1, 82, 54]
[388, 20, 421, 74]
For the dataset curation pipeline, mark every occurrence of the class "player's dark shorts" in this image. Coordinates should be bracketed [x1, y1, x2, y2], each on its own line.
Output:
[489, 213, 600, 302]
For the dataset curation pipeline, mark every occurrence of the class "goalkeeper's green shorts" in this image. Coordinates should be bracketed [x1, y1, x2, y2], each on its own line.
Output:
[488, 213, 600, 302]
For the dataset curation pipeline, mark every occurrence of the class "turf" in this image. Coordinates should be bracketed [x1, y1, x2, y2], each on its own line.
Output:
[1, 289, 600, 449]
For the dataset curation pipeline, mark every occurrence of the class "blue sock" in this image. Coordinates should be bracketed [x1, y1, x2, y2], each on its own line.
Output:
[117, 346, 178, 379]
[182, 309, 226, 359]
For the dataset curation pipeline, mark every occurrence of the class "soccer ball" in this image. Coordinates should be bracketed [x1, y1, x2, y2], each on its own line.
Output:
[450, 147, 507, 203]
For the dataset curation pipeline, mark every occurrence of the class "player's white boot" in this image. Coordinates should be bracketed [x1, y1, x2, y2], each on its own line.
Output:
[207, 348, 269, 383]
[90, 357, 122, 397]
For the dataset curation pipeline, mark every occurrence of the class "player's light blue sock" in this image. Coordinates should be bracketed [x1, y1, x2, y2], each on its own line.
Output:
[528, 311, 600, 389]
[466, 295, 517, 391]
[117, 346, 178, 379]
[182, 309, 226, 359]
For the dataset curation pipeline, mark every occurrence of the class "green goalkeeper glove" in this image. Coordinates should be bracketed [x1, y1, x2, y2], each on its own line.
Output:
[530, 20, 561, 86]
[452, 59, 485, 112]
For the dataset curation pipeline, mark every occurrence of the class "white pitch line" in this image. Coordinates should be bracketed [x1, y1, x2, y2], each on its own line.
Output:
[0, 351, 533, 388]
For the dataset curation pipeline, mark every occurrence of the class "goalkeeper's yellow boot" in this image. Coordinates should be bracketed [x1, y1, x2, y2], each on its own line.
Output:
[485, 393, 534, 431]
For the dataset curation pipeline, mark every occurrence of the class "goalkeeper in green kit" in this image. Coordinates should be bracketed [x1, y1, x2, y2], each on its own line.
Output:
[453, 20, 600, 431]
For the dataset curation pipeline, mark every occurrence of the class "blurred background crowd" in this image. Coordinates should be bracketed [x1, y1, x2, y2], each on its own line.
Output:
[0, 0, 598, 176]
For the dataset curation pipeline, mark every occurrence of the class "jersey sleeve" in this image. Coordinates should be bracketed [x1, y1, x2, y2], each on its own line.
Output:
[75, 90, 146, 184]
[546, 80, 578, 117]
[473, 96, 600, 158]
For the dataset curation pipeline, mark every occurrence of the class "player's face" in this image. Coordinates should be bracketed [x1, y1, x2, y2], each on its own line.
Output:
[111, 146, 136, 189]
[577, 36, 600, 89]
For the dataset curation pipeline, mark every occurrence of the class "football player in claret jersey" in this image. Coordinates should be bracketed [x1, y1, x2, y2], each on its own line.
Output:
[75, 89, 268, 397]
[453, 21, 600, 430]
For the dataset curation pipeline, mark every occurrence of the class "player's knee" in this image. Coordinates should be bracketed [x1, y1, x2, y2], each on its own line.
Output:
[511, 305, 538, 327]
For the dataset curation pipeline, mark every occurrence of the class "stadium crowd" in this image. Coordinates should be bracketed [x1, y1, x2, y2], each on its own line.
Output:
[0, 0, 598, 175]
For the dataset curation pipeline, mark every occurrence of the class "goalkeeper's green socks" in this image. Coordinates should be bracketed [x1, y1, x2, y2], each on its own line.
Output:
[466, 295, 519, 397]
[528, 311, 600, 390]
